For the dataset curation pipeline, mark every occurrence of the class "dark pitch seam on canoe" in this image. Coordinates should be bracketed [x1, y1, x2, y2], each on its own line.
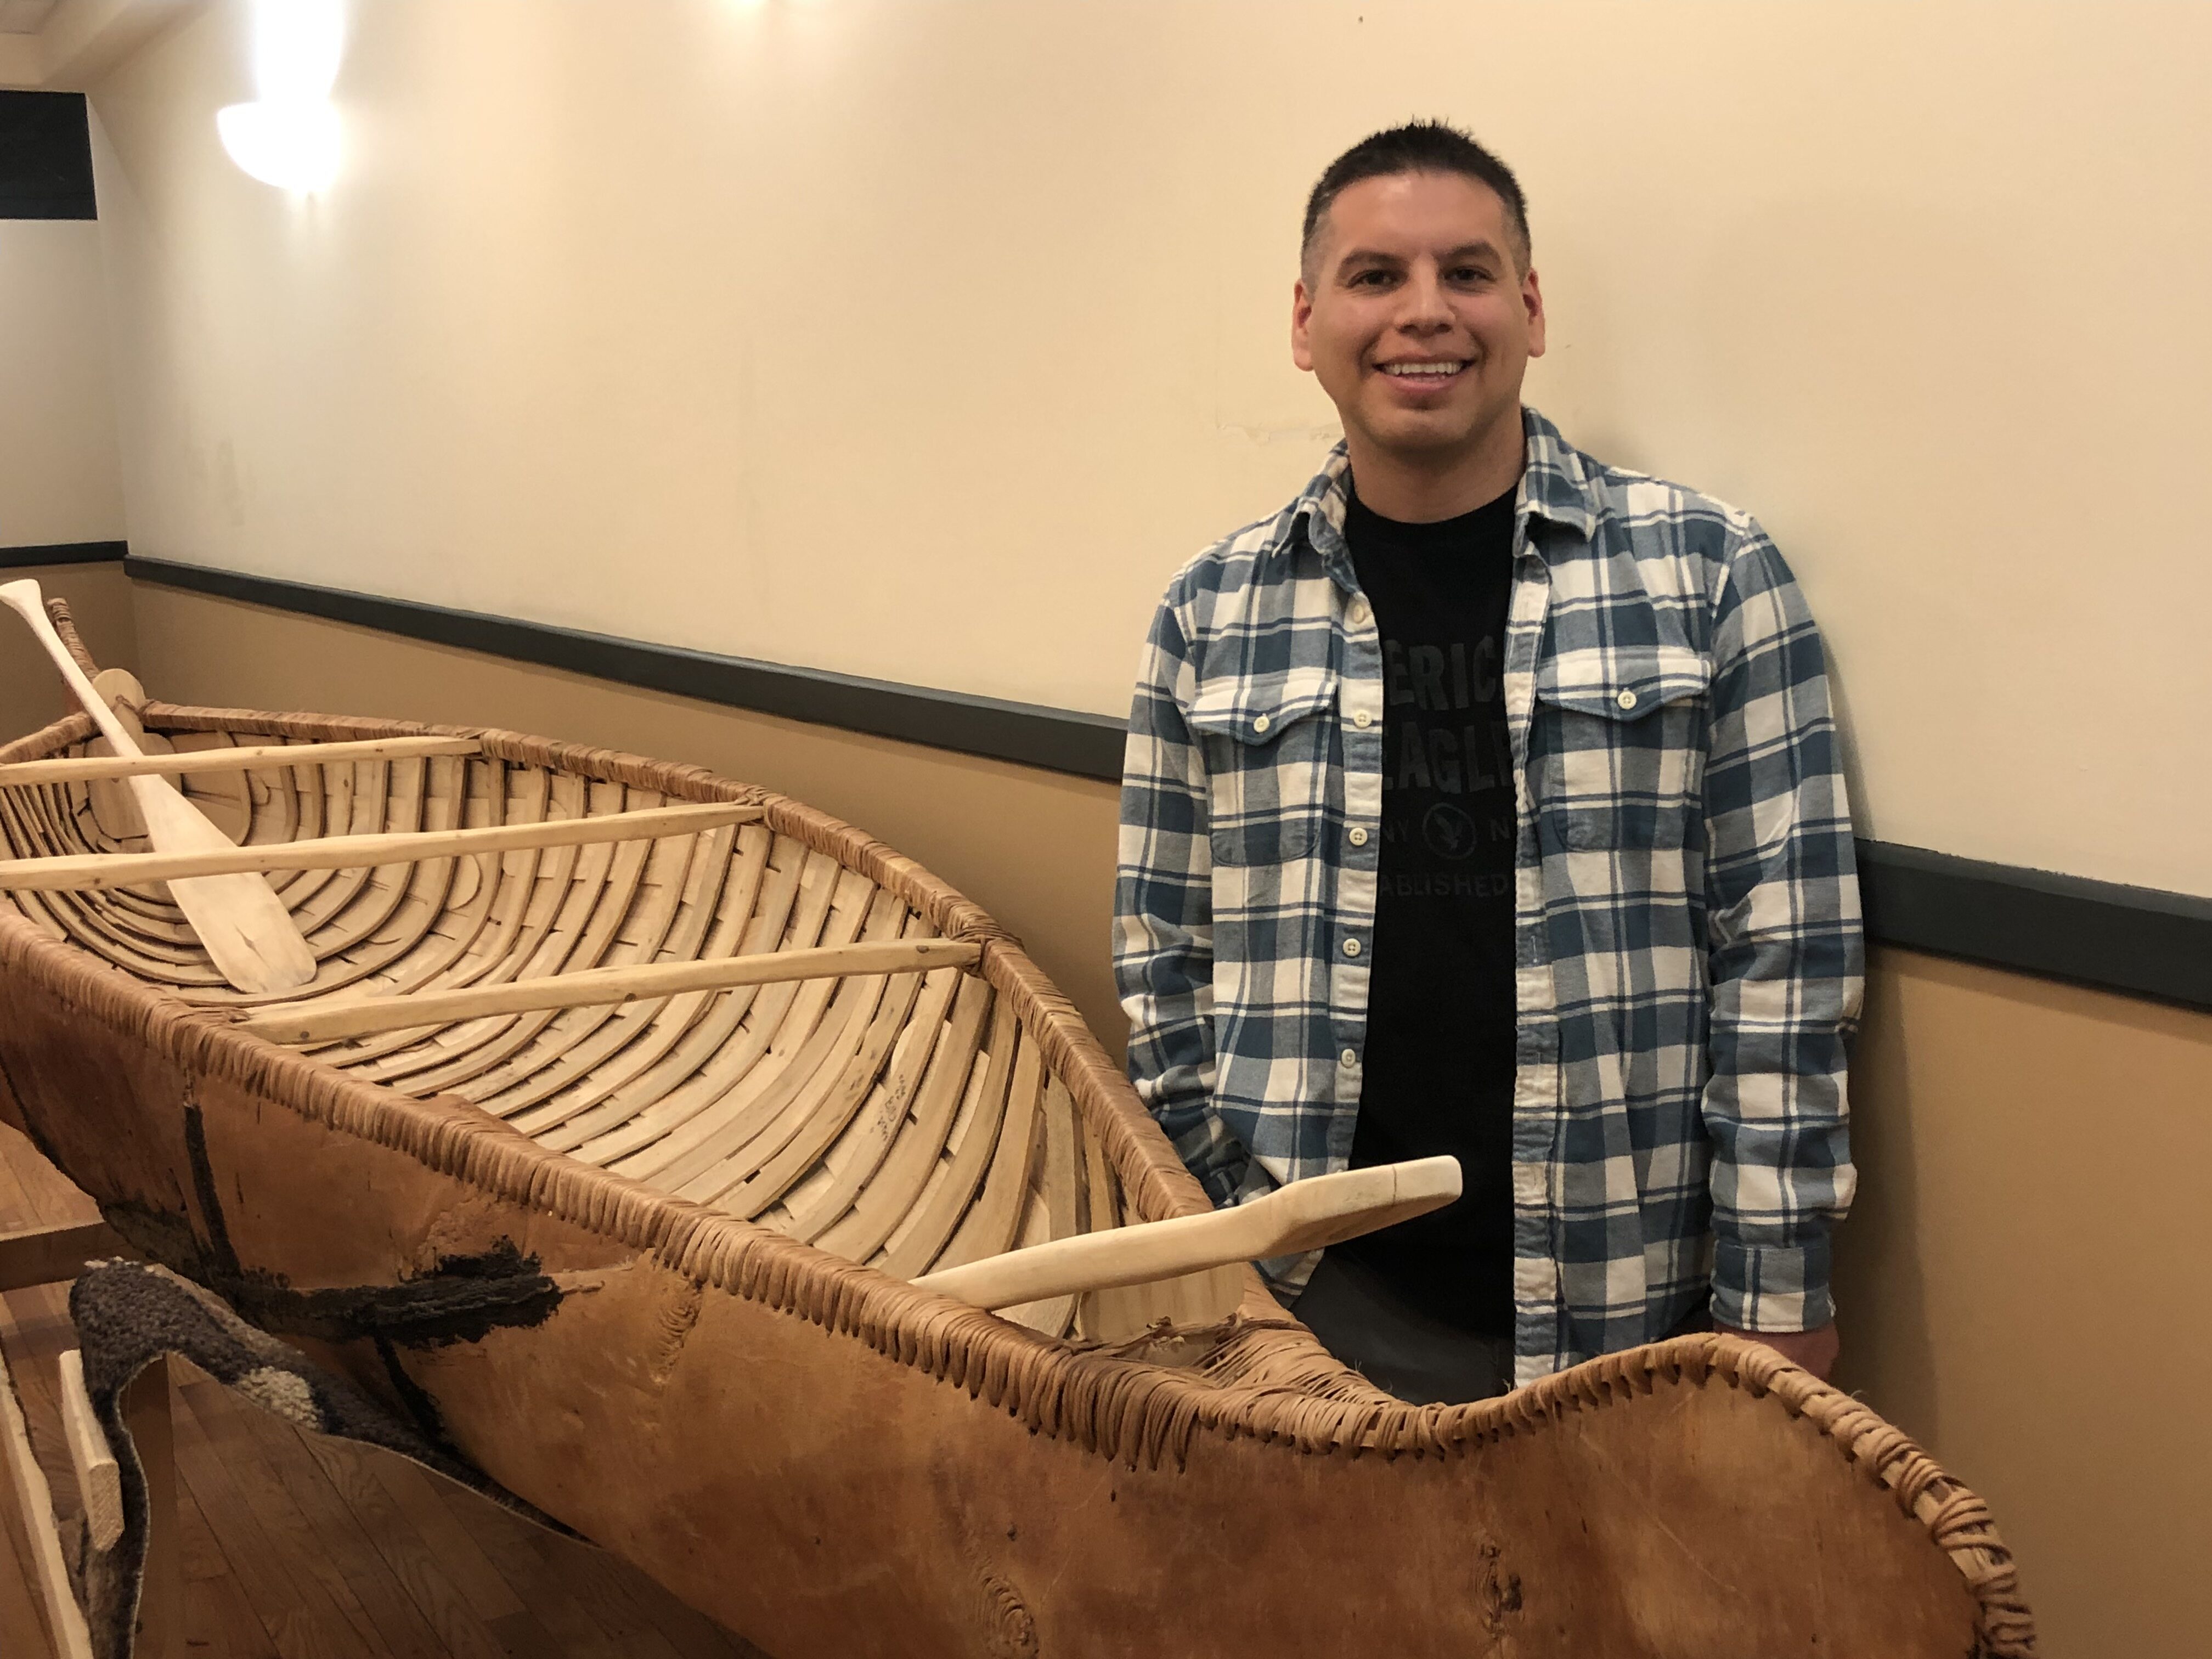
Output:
[120, 555, 2212, 1011]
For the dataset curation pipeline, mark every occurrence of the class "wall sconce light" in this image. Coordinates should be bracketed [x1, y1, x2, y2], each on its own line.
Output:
[216, 0, 347, 193]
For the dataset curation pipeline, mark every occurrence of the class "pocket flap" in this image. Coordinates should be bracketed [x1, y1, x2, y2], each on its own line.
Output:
[1187, 668, 1338, 745]
[1535, 645, 1711, 721]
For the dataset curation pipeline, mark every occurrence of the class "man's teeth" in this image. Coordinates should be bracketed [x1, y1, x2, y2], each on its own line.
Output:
[1383, 362, 1466, 377]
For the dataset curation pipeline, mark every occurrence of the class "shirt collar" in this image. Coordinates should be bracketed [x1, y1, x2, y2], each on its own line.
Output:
[1286, 403, 1600, 562]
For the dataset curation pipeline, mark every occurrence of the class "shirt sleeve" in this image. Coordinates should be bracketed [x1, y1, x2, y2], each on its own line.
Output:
[1699, 523, 1863, 1334]
[1113, 586, 1243, 1205]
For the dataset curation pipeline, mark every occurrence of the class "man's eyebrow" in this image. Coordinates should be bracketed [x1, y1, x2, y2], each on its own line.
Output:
[1333, 239, 1506, 274]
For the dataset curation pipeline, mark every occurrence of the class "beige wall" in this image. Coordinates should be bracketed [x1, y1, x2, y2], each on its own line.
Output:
[1837, 949, 2212, 1659]
[129, 585, 2211, 1658]
[0, 561, 139, 737]
[0, 220, 124, 546]
[83, 1, 2212, 898]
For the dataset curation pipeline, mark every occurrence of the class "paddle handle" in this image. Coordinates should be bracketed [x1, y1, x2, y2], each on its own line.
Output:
[0, 582, 143, 757]
[913, 1156, 1462, 1313]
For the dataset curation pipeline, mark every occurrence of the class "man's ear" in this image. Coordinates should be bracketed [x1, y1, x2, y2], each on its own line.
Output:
[1291, 279, 1316, 372]
[1522, 267, 1547, 359]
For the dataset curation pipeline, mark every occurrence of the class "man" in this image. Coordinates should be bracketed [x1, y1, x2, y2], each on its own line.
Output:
[1114, 122, 1858, 1403]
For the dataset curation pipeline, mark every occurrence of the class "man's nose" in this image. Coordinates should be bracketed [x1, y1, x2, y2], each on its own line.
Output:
[1396, 268, 1454, 332]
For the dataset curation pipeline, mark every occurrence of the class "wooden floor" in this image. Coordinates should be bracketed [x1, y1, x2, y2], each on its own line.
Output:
[0, 1122, 772, 1659]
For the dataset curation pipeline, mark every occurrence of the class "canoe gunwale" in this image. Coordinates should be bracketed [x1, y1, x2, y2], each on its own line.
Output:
[0, 701, 2032, 1657]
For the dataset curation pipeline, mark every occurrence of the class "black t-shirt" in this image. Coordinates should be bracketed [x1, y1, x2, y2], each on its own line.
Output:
[1331, 480, 1519, 1337]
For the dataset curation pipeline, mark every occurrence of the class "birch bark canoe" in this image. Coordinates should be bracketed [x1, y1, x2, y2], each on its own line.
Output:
[0, 648, 2034, 1659]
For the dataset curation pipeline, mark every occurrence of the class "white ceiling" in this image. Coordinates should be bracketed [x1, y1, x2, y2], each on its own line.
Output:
[0, 1, 59, 38]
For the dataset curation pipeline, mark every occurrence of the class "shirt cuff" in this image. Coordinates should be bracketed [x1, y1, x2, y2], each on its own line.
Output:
[1709, 1234, 1836, 1333]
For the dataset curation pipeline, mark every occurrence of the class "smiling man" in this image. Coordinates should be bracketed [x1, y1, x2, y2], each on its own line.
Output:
[1115, 122, 1860, 1402]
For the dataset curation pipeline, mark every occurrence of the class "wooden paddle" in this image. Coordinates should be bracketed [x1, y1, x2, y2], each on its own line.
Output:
[0, 580, 317, 994]
[913, 1155, 1462, 1312]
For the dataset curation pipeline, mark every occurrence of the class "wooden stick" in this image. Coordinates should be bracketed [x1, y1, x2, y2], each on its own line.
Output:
[0, 1345, 95, 1659]
[0, 801, 761, 894]
[0, 579, 317, 994]
[125, 1362, 182, 1659]
[236, 935, 983, 1045]
[912, 1156, 1462, 1312]
[57, 1351, 122, 1553]
[0, 735, 481, 788]
[0, 1221, 131, 1293]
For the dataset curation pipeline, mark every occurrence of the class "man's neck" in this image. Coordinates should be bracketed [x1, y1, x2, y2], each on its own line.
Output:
[1343, 408, 1526, 523]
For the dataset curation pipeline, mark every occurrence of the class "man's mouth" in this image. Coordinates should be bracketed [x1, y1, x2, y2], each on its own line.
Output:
[1378, 360, 1469, 381]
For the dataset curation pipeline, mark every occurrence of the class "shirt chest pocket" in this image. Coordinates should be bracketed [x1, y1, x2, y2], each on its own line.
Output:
[1533, 646, 1712, 850]
[1187, 668, 1338, 867]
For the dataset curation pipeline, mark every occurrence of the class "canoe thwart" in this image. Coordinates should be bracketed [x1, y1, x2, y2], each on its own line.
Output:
[0, 735, 482, 788]
[235, 936, 984, 1045]
[0, 801, 764, 893]
[914, 1156, 1462, 1312]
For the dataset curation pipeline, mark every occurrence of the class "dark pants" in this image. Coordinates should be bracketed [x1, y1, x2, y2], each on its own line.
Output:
[1291, 1251, 1515, 1404]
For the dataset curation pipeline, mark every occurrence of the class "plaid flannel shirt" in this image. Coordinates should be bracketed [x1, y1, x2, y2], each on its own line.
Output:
[1115, 406, 1860, 1385]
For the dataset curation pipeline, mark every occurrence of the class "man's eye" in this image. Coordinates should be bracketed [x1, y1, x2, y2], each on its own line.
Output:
[1450, 267, 1493, 285]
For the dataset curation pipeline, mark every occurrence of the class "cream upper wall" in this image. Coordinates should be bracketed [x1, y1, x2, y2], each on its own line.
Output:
[0, 218, 124, 545]
[85, 1, 2212, 896]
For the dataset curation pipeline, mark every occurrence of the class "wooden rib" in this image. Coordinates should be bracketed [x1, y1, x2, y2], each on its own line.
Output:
[876, 994, 1021, 1282]
[625, 868, 885, 1193]
[992, 1076, 1082, 1339]
[668, 888, 910, 1200]
[783, 963, 960, 1242]
[0, 736, 479, 788]
[562, 839, 819, 1166]
[323, 761, 556, 1069]
[930, 1028, 1048, 1273]
[370, 837, 640, 1093]
[457, 819, 735, 1110]
[0, 801, 759, 891]
[713, 913, 934, 1215]
[507, 823, 771, 1137]
[365, 778, 663, 1094]
[590, 850, 855, 1177]
[321, 782, 591, 1082]
[812, 972, 992, 1265]
[995, 1193, 1076, 1339]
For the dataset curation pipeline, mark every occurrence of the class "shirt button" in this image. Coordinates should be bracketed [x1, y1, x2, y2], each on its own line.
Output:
[1352, 709, 1374, 730]
[1252, 712, 1272, 734]
[1339, 1048, 1358, 1068]
[1347, 826, 1369, 847]
[1342, 938, 1362, 958]
[1347, 597, 1370, 626]
[1615, 689, 1639, 711]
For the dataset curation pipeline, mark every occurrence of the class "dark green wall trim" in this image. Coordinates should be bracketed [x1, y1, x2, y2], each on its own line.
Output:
[125, 555, 2210, 1010]
[1856, 843, 2209, 1009]
[1, 541, 128, 569]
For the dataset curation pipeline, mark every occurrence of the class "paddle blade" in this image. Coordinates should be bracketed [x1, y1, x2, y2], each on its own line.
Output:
[1263, 1156, 1463, 1256]
[126, 776, 317, 993]
[915, 1156, 1462, 1312]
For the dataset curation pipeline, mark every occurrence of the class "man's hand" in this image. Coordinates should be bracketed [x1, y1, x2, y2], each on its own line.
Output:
[1714, 1322, 1839, 1381]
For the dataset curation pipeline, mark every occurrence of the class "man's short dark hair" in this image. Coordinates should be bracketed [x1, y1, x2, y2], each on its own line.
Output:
[1301, 121, 1531, 276]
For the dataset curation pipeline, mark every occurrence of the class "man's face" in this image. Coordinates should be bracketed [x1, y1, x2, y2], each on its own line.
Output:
[1292, 171, 1545, 470]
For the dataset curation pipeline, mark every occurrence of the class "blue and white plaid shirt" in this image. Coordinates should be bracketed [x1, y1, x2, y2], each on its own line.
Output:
[1115, 406, 1860, 1384]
